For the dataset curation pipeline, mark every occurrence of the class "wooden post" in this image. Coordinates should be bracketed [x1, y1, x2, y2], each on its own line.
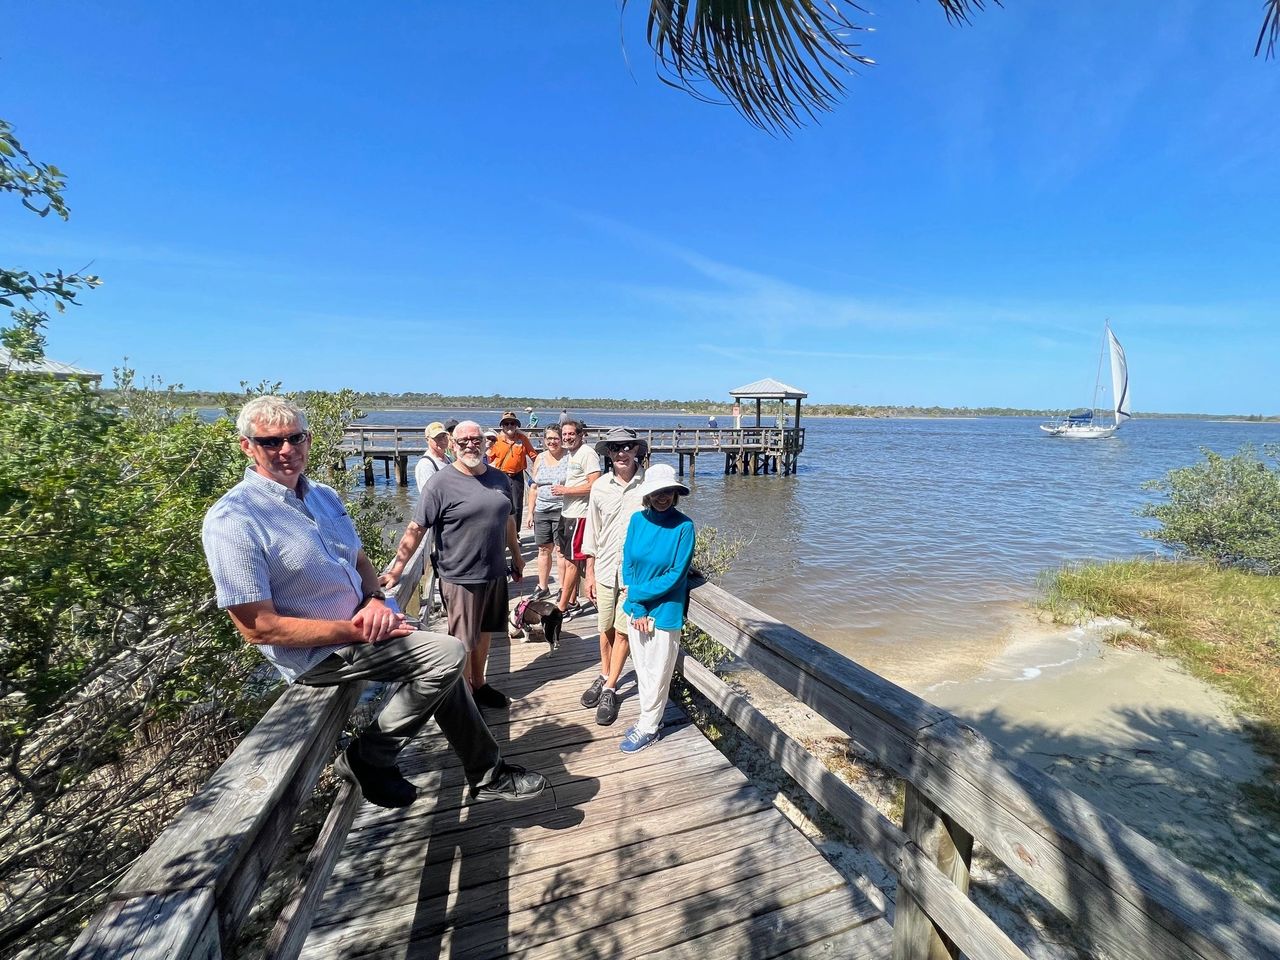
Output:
[363, 459, 374, 486]
[677, 454, 684, 478]
[395, 455, 409, 486]
[688, 452, 696, 480]
[382, 458, 390, 480]
[892, 784, 974, 960]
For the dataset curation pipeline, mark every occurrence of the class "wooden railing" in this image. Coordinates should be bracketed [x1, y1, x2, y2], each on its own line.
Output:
[678, 575, 1280, 960]
[68, 563, 1280, 959]
[66, 543, 435, 960]
[341, 424, 805, 456]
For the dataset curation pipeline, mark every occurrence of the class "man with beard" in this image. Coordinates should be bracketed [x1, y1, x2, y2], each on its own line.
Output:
[580, 427, 647, 725]
[202, 398, 545, 809]
[382, 420, 523, 710]
[552, 419, 601, 616]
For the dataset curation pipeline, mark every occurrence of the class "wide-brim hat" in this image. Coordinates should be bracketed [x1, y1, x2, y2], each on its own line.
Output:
[635, 463, 689, 499]
[483, 427, 499, 439]
[594, 426, 649, 460]
[499, 410, 521, 425]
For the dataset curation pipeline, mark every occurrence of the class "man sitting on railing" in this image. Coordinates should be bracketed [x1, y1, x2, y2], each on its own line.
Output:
[202, 397, 547, 810]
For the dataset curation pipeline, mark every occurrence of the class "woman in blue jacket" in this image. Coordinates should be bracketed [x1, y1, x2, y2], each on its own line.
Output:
[619, 463, 695, 753]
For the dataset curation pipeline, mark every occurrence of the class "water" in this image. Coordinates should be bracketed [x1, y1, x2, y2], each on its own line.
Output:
[359, 410, 1280, 663]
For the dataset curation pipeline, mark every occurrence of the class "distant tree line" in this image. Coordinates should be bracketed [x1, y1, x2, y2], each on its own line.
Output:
[101, 389, 1279, 422]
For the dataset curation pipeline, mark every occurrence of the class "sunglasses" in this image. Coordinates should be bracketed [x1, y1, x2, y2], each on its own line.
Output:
[250, 431, 310, 450]
[455, 436, 484, 447]
[607, 443, 637, 453]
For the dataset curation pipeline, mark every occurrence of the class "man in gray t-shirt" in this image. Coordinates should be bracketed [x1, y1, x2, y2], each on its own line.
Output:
[383, 420, 525, 710]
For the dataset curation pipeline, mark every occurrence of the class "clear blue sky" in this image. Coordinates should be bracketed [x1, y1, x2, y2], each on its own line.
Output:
[3, 2, 1278, 412]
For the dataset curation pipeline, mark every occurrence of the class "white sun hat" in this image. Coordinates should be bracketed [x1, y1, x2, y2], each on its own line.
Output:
[635, 462, 690, 499]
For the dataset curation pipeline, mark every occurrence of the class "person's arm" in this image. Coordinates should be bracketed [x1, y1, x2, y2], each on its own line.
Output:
[226, 597, 412, 648]
[624, 521, 696, 604]
[506, 516, 524, 582]
[524, 456, 540, 528]
[582, 492, 599, 600]
[553, 465, 601, 498]
[380, 521, 427, 588]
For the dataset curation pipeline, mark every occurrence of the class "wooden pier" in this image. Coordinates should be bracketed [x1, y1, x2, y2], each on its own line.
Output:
[340, 423, 807, 486]
[70, 539, 1280, 960]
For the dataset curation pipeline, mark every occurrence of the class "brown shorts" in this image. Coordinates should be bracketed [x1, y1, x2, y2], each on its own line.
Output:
[440, 578, 509, 651]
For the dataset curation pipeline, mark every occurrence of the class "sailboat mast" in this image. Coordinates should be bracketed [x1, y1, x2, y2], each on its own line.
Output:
[1089, 320, 1109, 418]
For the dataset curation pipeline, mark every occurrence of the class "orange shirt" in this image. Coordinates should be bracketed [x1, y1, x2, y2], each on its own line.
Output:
[489, 432, 535, 475]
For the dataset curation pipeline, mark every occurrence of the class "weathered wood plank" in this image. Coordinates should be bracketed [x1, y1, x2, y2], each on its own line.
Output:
[643, 885, 892, 960]
[893, 785, 973, 960]
[67, 888, 220, 960]
[116, 680, 362, 900]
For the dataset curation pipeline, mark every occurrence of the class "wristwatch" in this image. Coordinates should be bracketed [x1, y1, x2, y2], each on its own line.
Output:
[358, 588, 387, 609]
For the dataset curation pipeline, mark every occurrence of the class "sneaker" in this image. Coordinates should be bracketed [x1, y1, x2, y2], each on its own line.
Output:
[620, 726, 660, 754]
[561, 600, 581, 617]
[472, 684, 510, 709]
[580, 675, 606, 708]
[472, 762, 548, 802]
[333, 744, 417, 809]
[595, 688, 620, 726]
[531, 586, 550, 601]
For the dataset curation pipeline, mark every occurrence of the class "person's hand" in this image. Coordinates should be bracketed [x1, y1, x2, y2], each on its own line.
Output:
[510, 559, 524, 584]
[378, 570, 399, 589]
[550, 483, 567, 496]
[351, 598, 412, 643]
[585, 574, 597, 602]
[523, 514, 533, 530]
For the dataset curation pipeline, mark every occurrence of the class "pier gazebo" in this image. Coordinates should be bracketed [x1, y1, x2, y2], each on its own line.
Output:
[729, 376, 807, 475]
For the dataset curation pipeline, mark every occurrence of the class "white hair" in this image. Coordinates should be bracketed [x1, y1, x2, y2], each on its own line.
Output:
[453, 419, 482, 437]
[236, 396, 308, 438]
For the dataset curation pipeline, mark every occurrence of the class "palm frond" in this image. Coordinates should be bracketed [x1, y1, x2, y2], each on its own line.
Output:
[1257, 0, 1280, 57]
[634, 0, 996, 133]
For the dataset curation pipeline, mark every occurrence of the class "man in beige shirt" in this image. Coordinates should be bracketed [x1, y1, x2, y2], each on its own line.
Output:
[580, 427, 647, 726]
[552, 419, 601, 616]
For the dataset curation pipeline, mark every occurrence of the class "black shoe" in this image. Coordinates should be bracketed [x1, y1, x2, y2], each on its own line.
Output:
[472, 762, 548, 802]
[581, 675, 606, 708]
[531, 586, 550, 601]
[595, 688, 619, 726]
[333, 744, 417, 809]
[473, 683, 510, 709]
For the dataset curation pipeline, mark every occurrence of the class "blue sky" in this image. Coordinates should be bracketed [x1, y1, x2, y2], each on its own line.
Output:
[3, 2, 1278, 412]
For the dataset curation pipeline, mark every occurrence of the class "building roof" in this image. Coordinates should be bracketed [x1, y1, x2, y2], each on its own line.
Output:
[728, 377, 808, 400]
[0, 347, 103, 382]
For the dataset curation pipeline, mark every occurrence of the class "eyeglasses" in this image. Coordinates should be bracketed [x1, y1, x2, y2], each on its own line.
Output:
[607, 443, 637, 453]
[545, 435, 562, 442]
[455, 436, 484, 447]
[250, 431, 310, 450]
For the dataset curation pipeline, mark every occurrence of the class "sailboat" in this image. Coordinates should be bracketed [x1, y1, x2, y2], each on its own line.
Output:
[1040, 322, 1132, 439]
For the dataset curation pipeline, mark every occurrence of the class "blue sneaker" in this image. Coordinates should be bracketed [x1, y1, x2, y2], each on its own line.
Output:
[620, 726, 660, 754]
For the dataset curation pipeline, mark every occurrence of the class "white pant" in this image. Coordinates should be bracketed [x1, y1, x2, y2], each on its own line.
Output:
[627, 624, 681, 735]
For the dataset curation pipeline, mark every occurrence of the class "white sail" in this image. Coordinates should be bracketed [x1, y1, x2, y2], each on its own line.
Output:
[1108, 327, 1131, 423]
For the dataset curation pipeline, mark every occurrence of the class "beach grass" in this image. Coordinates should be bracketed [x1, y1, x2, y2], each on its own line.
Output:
[1040, 559, 1280, 773]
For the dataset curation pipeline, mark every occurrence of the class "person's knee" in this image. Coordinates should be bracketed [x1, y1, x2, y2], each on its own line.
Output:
[439, 635, 467, 674]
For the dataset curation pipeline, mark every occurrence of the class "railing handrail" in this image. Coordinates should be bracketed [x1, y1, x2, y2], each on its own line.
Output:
[681, 574, 1280, 960]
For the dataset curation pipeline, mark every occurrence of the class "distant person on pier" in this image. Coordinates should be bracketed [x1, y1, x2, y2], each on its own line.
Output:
[527, 410, 539, 429]
[558, 408, 570, 426]
[580, 427, 647, 726]
[443, 418, 460, 462]
[383, 419, 525, 711]
[553, 419, 601, 617]
[415, 421, 451, 493]
[618, 464, 695, 754]
[707, 415, 718, 429]
[483, 426, 498, 458]
[202, 397, 546, 809]
[524, 424, 569, 602]
[488, 411, 536, 529]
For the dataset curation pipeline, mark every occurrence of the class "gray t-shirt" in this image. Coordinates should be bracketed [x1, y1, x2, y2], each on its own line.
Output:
[413, 465, 512, 583]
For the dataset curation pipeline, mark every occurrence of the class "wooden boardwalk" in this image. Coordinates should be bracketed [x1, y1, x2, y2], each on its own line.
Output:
[299, 614, 891, 959]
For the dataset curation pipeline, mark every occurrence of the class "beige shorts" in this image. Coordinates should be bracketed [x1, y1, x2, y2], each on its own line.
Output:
[595, 574, 630, 635]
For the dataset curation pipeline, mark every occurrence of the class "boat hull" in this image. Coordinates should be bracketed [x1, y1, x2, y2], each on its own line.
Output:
[1040, 423, 1117, 439]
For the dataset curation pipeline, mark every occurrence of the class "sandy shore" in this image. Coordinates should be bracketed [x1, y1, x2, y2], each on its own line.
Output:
[712, 606, 1279, 951]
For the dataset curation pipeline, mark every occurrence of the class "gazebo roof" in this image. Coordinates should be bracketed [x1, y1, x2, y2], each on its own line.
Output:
[728, 377, 807, 400]
[0, 347, 102, 383]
